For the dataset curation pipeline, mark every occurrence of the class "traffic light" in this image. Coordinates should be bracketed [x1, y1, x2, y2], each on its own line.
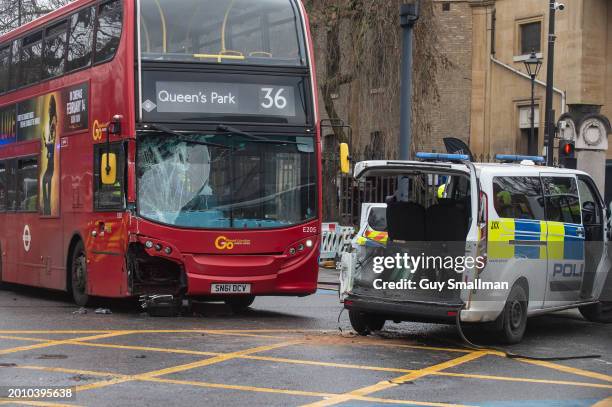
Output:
[559, 140, 576, 169]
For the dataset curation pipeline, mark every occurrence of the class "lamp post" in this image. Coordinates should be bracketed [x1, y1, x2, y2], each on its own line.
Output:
[523, 50, 542, 156]
[18, 0, 22, 26]
[544, 0, 564, 166]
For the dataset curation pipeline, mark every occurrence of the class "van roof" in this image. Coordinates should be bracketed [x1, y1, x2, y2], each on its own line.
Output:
[353, 160, 591, 179]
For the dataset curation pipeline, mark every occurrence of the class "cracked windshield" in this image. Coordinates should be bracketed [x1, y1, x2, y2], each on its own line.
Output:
[137, 132, 317, 229]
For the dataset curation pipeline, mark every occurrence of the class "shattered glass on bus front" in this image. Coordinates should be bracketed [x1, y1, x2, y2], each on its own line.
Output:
[139, 0, 306, 66]
[136, 133, 317, 229]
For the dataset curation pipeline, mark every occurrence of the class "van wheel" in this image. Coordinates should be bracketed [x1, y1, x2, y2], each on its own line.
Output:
[579, 302, 612, 323]
[226, 296, 255, 313]
[348, 310, 385, 335]
[71, 241, 90, 307]
[496, 284, 528, 344]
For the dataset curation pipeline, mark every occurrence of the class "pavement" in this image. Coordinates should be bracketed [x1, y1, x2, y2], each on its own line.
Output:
[0, 268, 610, 407]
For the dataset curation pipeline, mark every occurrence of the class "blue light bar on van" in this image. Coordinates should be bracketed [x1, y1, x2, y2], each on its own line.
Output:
[416, 152, 470, 161]
[495, 154, 545, 163]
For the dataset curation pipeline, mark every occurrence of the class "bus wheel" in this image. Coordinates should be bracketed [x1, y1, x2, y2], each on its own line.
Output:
[579, 302, 612, 323]
[497, 284, 528, 344]
[226, 296, 255, 313]
[348, 310, 385, 336]
[71, 241, 90, 307]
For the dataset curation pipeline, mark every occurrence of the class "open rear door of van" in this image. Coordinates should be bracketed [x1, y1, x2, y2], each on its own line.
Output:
[345, 160, 481, 323]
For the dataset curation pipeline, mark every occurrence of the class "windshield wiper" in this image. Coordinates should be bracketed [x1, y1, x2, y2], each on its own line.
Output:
[142, 123, 232, 150]
[216, 124, 308, 146]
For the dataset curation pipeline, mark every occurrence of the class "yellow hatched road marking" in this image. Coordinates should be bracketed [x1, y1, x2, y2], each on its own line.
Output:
[0, 332, 135, 355]
[301, 351, 489, 407]
[592, 396, 612, 407]
[0, 330, 474, 353]
[2, 335, 611, 390]
[75, 340, 303, 392]
[517, 358, 612, 383]
[436, 371, 612, 389]
[9, 365, 473, 406]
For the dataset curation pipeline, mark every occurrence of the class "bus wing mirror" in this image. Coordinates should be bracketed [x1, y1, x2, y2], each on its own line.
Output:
[340, 143, 350, 174]
[101, 153, 117, 185]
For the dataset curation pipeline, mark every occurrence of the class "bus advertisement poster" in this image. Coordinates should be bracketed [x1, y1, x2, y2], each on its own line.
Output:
[62, 82, 89, 134]
[14, 92, 62, 217]
[0, 105, 16, 145]
[38, 92, 61, 217]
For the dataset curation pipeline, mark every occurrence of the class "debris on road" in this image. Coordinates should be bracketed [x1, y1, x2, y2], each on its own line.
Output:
[94, 308, 112, 315]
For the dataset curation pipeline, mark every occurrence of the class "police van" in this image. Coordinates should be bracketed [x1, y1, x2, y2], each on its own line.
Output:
[339, 152, 612, 343]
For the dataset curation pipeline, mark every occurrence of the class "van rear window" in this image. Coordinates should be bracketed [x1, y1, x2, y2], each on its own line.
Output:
[492, 176, 545, 220]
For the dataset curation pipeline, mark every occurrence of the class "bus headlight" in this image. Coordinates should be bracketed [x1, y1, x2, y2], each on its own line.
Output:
[305, 239, 313, 248]
[145, 240, 154, 249]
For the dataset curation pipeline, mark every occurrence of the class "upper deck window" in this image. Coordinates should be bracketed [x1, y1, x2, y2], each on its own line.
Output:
[67, 7, 95, 72]
[43, 20, 68, 79]
[0, 45, 10, 93]
[95, 0, 123, 63]
[140, 0, 306, 66]
[20, 31, 43, 86]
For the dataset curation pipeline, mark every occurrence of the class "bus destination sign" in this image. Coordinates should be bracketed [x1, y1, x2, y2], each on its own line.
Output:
[144, 81, 296, 118]
[140, 71, 310, 125]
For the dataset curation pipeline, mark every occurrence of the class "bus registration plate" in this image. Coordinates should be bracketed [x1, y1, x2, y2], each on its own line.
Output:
[211, 284, 251, 294]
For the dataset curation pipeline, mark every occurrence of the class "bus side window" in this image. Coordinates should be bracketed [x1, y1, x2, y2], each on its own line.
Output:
[43, 20, 68, 79]
[9, 41, 20, 91]
[20, 31, 43, 87]
[0, 45, 10, 94]
[17, 157, 38, 212]
[67, 7, 95, 72]
[94, 0, 123, 63]
[0, 162, 5, 211]
[94, 143, 125, 211]
[5, 160, 17, 211]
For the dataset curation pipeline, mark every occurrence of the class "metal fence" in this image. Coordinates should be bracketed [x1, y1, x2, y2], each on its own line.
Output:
[323, 151, 397, 227]
[323, 151, 523, 227]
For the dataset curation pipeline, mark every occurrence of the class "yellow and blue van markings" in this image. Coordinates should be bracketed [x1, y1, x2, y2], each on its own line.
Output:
[488, 219, 584, 261]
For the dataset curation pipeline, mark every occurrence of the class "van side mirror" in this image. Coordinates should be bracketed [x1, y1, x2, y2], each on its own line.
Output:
[101, 152, 117, 185]
[340, 143, 350, 174]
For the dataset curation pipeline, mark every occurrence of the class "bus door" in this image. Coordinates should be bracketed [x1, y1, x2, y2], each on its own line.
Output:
[87, 143, 128, 297]
[542, 175, 585, 307]
[14, 157, 43, 287]
[3, 160, 19, 283]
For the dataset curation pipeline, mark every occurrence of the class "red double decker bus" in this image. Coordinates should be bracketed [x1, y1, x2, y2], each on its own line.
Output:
[0, 0, 321, 312]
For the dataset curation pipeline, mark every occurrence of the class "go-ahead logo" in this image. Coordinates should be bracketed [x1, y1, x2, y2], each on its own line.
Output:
[214, 236, 251, 250]
[92, 120, 108, 141]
